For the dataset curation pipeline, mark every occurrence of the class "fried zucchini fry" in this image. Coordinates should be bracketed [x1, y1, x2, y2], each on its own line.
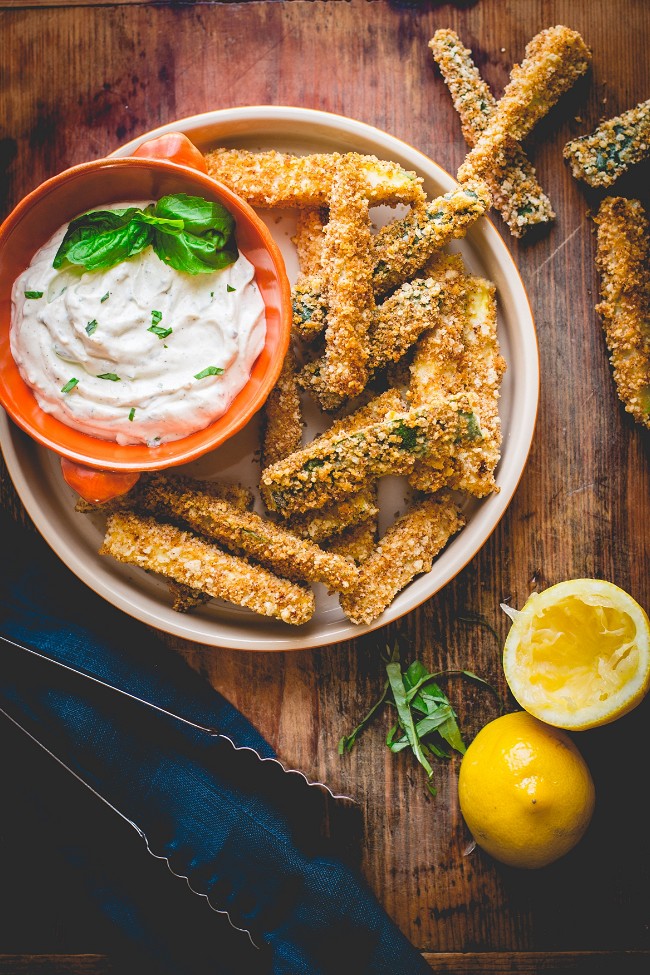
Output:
[594, 197, 650, 429]
[204, 148, 424, 208]
[339, 493, 465, 625]
[409, 270, 505, 496]
[564, 98, 650, 188]
[138, 474, 359, 593]
[325, 515, 378, 565]
[429, 29, 555, 236]
[290, 182, 490, 344]
[262, 344, 303, 469]
[457, 26, 591, 186]
[260, 393, 482, 516]
[287, 488, 379, 542]
[317, 159, 375, 401]
[299, 275, 446, 410]
[101, 513, 315, 625]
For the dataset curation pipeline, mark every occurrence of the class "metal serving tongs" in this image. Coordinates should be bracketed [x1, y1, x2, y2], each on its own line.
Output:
[0, 634, 359, 950]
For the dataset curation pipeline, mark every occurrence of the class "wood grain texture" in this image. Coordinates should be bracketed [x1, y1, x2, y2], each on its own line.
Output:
[1, 0, 649, 970]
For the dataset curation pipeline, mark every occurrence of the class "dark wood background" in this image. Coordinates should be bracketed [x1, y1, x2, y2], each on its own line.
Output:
[1, 0, 649, 972]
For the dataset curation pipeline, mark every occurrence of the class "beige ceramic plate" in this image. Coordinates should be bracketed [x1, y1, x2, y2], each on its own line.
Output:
[0, 106, 538, 651]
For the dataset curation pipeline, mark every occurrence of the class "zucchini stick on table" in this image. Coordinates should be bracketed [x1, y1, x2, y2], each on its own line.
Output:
[429, 29, 555, 237]
[457, 25, 591, 187]
[594, 197, 650, 429]
[563, 98, 650, 188]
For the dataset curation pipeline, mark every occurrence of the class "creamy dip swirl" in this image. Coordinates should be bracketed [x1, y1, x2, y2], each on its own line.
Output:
[10, 203, 266, 446]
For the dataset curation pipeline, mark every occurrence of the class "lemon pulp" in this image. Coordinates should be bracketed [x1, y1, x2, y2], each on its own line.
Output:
[503, 580, 650, 730]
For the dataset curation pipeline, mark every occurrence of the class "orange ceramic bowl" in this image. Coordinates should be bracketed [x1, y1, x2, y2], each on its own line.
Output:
[0, 135, 292, 501]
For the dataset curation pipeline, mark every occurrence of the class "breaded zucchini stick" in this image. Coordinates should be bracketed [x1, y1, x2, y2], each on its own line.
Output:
[293, 208, 327, 275]
[262, 344, 303, 469]
[370, 181, 490, 296]
[594, 197, 650, 429]
[409, 272, 505, 496]
[299, 275, 445, 410]
[339, 493, 465, 625]
[287, 488, 379, 542]
[138, 474, 359, 593]
[74, 474, 254, 514]
[564, 98, 650, 188]
[457, 26, 591, 186]
[260, 394, 482, 516]
[290, 182, 490, 344]
[318, 159, 375, 401]
[325, 516, 378, 565]
[429, 29, 555, 236]
[204, 148, 425, 208]
[101, 513, 315, 625]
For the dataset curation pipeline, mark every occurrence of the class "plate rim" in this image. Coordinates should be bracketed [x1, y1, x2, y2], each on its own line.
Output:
[0, 105, 539, 651]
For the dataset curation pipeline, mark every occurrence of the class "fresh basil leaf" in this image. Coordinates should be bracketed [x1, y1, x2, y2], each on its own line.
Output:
[154, 193, 235, 238]
[53, 208, 145, 269]
[57, 219, 152, 272]
[338, 678, 390, 755]
[153, 229, 237, 275]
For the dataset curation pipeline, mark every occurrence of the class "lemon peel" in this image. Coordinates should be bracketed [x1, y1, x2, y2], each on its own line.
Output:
[502, 579, 650, 731]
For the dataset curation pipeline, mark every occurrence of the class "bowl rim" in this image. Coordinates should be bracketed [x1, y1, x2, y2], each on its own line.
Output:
[0, 153, 292, 471]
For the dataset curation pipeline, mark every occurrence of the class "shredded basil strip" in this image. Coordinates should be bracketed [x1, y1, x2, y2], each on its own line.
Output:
[24, 290, 44, 299]
[194, 366, 224, 380]
[226, 284, 236, 292]
[128, 408, 135, 421]
[148, 324, 173, 339]
[86, 319, 98, 335]
[97, 372, 120, 381]
[61, 378, 79, 393]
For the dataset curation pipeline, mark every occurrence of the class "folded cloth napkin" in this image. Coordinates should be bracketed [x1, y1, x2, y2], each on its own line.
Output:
[0, 512, 431, 975]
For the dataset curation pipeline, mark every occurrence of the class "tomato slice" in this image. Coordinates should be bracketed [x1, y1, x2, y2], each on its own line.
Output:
[60, 458, 141, 504]
[132, 132, 208, 173]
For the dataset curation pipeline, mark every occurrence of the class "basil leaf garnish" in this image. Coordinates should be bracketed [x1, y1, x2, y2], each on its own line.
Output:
[61, 378, 79, 393]
[194, 366, 224, 380]
[52, 194, 238, 276]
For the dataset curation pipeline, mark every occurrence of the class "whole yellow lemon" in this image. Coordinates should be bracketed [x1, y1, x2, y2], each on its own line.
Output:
[458, 711, 595, 869]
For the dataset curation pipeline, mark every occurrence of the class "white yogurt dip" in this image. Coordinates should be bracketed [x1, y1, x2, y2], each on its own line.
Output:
[10, 203, 266, 446]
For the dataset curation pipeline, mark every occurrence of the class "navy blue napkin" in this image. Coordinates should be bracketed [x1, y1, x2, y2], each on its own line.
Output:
[0, 512, 431, 975]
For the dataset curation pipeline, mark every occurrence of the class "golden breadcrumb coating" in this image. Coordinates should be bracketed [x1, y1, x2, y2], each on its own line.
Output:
[167, 581, 211, 613]
[101, 513, 315, 625]
[325, 515, 378, 565]
[138, 474, 359, 593]
[429, 29, 555, 236]
[564, 98, 650, 188]
[260, 393, 482, 516]
[204, 148, 425, 208]
[75, 474, 254, 514]
[339, 493, 465, 625]
[262, 344, 304, 469]
[293, 208, 327, 276]
[318, 159, 375, 400]
[299, 275, 446, 411]
[290, 182, 490, 345]
[457, 26, 591, 187]
[409, 263, 505, 496]
[594, 197, 650, 429]
[287, 488, 380, 541]
[370, 181, 491, 295]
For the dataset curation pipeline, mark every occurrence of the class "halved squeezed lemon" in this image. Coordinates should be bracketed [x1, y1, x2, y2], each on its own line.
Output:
[503, 579, 650, 730]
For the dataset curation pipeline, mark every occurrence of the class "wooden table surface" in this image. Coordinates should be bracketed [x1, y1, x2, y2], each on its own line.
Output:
[1, 1, 649, 973]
